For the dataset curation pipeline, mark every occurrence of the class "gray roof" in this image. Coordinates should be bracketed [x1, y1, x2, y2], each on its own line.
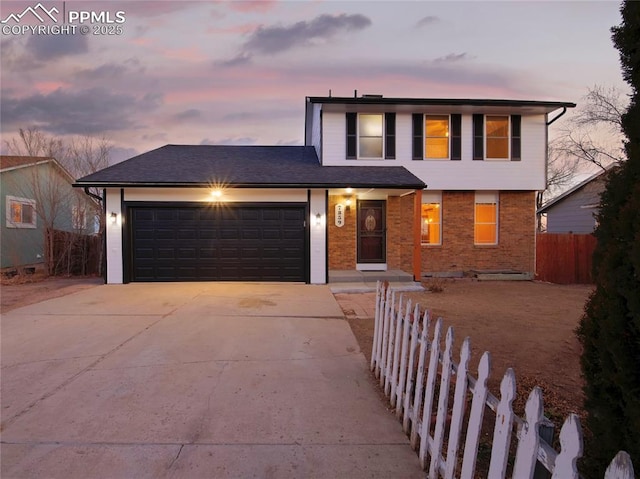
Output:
[537, 165, 613, 214]
[307, 96, 576, 114]
[75, 145, 425, 189]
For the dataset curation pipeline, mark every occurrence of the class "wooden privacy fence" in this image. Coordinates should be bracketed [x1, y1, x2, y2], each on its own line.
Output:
[536, 233, 597, 284]
[46, 228, 102, 276]
[371, 282, 635, 479]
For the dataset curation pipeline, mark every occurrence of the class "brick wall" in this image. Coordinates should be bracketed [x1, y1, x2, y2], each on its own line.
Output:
[328, 194, 415, 272]
[328, 195, 357, 269]
[422, 191, 535, 274]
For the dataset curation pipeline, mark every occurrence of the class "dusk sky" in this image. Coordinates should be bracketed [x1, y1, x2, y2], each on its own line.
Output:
[0, 0, 629, 165]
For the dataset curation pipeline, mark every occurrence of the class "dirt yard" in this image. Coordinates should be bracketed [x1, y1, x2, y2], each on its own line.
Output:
[0, 274, 103, 313]
[335, 279, 593, 424]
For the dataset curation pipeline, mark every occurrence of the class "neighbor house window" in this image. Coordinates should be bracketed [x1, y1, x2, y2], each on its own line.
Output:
[425, 116, 449, 159]
[6, 196, 36, 229]
[475, 192, 498, 245]
[421, 191, 442, 245]
[358, 113, 384, 158]
[485, 116, 509, 159]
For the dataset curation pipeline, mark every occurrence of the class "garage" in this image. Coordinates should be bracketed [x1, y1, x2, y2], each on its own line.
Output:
[129, 204, 307, 282]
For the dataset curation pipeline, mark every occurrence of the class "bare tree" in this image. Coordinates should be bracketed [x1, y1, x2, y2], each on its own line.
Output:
[537, 141, 581, 231]
[4, 127, 112, 275]
[555, 85, 628, 171]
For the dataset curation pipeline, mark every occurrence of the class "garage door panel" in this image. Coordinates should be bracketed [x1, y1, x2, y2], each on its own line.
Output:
[130, 205, 306, 282]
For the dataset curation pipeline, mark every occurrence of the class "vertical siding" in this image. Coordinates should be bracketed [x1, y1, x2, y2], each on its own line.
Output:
[319, 111, 548, 190]
[105, 188, 123, 284]
[309, 189, 327, 284]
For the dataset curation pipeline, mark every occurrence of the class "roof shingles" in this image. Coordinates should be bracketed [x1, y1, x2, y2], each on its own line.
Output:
[76, 145, 425, 189]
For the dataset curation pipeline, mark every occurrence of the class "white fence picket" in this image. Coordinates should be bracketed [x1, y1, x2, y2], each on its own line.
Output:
[419, 317, 443, 468]
[378, 287, 392, 385]
[403, 310, 420, 433]
[460, 352, 491, 479]
[551, 414, 582, 479]
[410, 310, 431, 449]
[488, 368, 517, 479]
[370, 285, 634, 479]
[384, 291, 397, 394]
[370, 281, 383, 372]
[604, 451, 635, 479]
[444, 337, 471, 479]
[395, 300, 413, 419]
[428, 326, 455, 478]
[513, 387, 544, 479]
[389, 294, 405, 406]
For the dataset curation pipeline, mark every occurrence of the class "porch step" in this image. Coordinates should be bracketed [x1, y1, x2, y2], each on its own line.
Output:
[328, 270, 424, 293]
[469, 270, 533, 281]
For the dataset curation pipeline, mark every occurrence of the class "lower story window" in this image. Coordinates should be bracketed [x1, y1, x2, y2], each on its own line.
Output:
[421, 191, 441, 245]
[6, 196, 36, 229]
[475, 192, 498, 244]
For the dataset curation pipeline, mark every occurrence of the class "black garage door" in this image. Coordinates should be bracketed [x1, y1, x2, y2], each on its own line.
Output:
[129, 204, 307, 282]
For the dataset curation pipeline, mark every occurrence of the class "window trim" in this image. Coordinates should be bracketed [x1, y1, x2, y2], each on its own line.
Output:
[421, 191, 442, 245]
[424, 114, 451, 160]
[484, 115, 510, 161]
[474, 191, 499, 245]
[6, 195, 37, 229]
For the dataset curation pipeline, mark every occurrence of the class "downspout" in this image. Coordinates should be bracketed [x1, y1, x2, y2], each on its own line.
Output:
[546, 107, 567, 126]
[84, 187, 103, 203]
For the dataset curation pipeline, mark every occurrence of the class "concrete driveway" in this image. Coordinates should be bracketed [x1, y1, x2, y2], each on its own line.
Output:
[0, 283, 423, 479]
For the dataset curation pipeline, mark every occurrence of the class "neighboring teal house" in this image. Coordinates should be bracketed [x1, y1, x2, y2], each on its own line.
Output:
[1, 156, 96, 273]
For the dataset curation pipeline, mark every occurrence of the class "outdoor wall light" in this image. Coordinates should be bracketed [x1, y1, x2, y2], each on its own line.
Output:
[315, 213, 322, 226]
[211, 189, 223, 199]
[110, 212, 118, 224]
[346, 187, 353, 194]
[345, 198, 352, 210]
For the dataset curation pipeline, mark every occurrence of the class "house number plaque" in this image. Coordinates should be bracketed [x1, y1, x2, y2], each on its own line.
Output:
[335, 204, 345, 227]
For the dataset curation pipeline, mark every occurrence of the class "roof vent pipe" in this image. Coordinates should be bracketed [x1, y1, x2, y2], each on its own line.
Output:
[354, 89, 357, 98]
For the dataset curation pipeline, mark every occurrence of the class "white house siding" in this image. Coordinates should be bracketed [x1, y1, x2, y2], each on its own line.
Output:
[107, 187, 328, 284]
[321, 112, 547, 190]
[309, 189, 327, 284]
[105, 188, 123, 284]
[308, 103, 323, 161]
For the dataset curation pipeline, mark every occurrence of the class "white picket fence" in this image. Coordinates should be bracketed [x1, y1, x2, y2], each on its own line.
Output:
[370, 282, 635, 479]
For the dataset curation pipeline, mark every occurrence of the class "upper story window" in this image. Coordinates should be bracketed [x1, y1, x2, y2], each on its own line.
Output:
[425, 116, 449, 159]
[346, 112, 395, 160]
[413, 113, 461, 160]
[358, 114, 383, 158]
[6, 196, 36, 229]
[473, 114, 521, 161]
[486, 116, 509, 159]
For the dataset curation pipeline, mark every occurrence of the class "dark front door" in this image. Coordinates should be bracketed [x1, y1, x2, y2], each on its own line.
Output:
[357, 200, 386, 263]
[129, 204, 307, 282]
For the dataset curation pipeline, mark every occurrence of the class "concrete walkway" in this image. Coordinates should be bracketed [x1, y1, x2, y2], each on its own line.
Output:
[0, 283, 424, 479]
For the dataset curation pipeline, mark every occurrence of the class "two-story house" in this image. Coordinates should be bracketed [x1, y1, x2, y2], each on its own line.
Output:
[74, 94, 574, 284]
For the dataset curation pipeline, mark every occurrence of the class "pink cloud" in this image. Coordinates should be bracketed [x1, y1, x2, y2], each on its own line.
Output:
[34, 81, 69, 94]
[226, 0, 277, 13]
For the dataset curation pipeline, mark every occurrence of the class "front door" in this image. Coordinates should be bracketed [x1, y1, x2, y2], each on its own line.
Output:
[357, 200, 386, 263]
